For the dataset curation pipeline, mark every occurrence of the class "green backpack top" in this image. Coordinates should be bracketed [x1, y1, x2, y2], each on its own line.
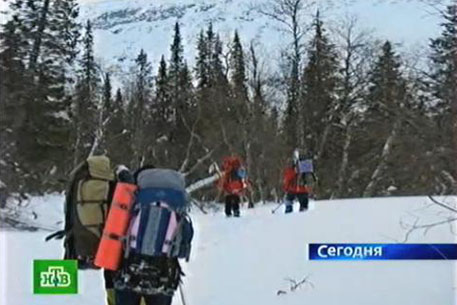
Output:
[46, 155, 116, 269]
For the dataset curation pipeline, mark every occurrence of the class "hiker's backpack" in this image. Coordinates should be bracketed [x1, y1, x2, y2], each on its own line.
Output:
[297, 159, 313, 174]
[114, 168, 193, 295]
[222, 156, 247, 182]
[128, 168, 193, 260]
[296, 159, 315, 186]
[222, 156, 241, 173]
[46, 156, 115, 269]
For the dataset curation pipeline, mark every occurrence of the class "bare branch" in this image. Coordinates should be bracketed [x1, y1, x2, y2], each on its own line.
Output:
[189, 198, 208, 214]
[277, 275, 314, 295]
[402, 217, 457, 242]
[428, 195, 457, 213]
[179, 115, 201, 173]
[183, 149, 214, 177]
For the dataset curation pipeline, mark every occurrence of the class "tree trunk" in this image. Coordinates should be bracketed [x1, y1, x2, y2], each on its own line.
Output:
[363, 120, 400, 197]
[332, 124, 352, 198]
[452, 35, 457, 189]
[29, 0, 50, 72]
[316, 116, 332, 163]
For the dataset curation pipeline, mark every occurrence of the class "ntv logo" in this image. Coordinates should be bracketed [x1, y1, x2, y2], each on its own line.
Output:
[40, 266, 71, 287]
[33, 260, 78, 294]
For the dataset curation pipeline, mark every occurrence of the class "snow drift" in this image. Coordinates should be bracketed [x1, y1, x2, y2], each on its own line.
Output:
[1, 195, 456, 305]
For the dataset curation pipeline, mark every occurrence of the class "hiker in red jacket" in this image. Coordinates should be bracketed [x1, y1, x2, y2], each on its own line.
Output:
[282, 149, 317, 213]
[217, 156, 250, 217]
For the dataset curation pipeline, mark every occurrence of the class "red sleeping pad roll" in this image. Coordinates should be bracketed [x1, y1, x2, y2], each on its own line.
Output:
[94, 182, 137, 270]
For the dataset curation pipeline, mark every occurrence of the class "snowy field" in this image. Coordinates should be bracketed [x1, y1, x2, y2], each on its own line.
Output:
[1, 195, 456, 305]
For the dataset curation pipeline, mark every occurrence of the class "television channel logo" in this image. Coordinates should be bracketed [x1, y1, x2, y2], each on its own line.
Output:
[33, 260, 78, 294]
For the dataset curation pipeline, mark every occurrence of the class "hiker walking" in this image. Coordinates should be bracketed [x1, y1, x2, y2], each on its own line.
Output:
[45, 156, 132, 305]
[110, 165, 194, 305]
[282, 149, 317, 213]
[217, 156, 250, 217]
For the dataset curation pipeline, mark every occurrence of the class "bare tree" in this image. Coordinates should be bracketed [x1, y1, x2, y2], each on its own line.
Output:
[331, 16, 375, 198]
[257, 0, 315, 148]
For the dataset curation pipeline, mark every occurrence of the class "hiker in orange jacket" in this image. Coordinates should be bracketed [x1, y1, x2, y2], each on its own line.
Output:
[217, 156, 250, 217]
[282, 149, 317, 213]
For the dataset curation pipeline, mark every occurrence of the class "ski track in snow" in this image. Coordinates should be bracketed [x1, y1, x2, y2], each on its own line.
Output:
[1, 195, 456, 305]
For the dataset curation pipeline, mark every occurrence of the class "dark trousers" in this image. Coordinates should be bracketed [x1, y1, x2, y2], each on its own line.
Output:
[115, 290, 172, 305]
[285, 193, 309, 213]
[225, 194, 240, 217]
[104, 270, 115, 305]
[104, 270, 114, 288]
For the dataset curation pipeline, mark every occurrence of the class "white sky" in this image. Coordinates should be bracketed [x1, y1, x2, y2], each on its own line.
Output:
[334, 0, 443, 45]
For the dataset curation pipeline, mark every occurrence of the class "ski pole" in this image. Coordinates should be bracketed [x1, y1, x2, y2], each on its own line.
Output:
[271, 202, 284, 214]
[272, 195, 286, 214]
[179, 282, 188, 305]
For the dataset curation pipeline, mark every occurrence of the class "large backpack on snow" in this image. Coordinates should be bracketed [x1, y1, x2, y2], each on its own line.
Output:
[114, 168, 193, 295]
[46, 156, 116, 269]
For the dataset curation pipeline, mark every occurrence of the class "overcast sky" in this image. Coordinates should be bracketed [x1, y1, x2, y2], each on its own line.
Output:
[333, 0, 443, 45]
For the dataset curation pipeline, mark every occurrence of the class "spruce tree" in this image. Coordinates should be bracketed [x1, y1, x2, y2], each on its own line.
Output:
[155, 55, 172, 124]
[103, 72, 112, 116]
[73, 20, 99, 164]
[169, 22, 184, 121]
[211, 34, 227, 87]
[8, 0, 80, 192]
[179, 62, 196, 111]
[128, 49, 153, 168]
[301, 13, 340, 154]
[360, 41, 408, 196]
[195, 26, 228, 113]
[106, 88, 128, 165]
[0, 18, 30, 196]
[228, 30, 252, 173]
[169, 22, 184, 89]
[100, 72, 112, 150]
[195, 30, 209, 89]
[428, 4, 457, 191]
[168, 22, 192, 165]
[230, 30, 248, 99]
[299, 13, 341, 196]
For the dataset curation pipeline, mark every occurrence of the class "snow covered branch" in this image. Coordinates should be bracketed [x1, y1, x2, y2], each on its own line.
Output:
[441, 170, 457, 193]
[186, 172, 223, 194]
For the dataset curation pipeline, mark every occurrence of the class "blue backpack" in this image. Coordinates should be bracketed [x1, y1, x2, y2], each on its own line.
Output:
[126, 169, 193, 261]
[114, 169, 193, 296]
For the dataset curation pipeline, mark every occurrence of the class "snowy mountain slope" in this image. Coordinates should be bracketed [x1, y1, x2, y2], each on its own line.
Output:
[79, 0, 282, 80]
[0, 0, 442, 84]
[1, 195, 456, 305]
[74, 0, 441, 78]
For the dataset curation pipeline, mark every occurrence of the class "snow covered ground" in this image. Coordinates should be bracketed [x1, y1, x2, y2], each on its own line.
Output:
[1, 195, 456, 305]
